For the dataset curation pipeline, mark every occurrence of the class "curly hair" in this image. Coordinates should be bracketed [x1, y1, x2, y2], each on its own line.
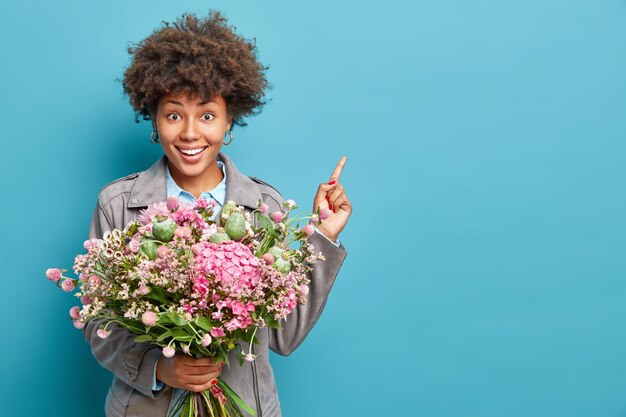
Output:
[121, 10, 270, 127]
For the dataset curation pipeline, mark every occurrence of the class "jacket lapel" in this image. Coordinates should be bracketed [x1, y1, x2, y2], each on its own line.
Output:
[127, 154, 168, 209]
[126, 152, 263, 213]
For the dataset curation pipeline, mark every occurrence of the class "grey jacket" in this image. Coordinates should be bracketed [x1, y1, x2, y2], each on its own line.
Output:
[85, 152, 347, 417]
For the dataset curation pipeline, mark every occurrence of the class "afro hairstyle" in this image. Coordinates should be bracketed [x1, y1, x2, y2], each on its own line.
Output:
[121, 10, 270, 127]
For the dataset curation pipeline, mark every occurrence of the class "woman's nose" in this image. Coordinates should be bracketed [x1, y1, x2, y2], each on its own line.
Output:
[181, 120, 200, 140]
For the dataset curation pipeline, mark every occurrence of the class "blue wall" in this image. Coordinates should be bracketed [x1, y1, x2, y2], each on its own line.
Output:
[3, 1, 626, 416]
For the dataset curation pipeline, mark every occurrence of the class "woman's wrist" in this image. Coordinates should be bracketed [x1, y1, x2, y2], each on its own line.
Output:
[312, 225, 339, 245]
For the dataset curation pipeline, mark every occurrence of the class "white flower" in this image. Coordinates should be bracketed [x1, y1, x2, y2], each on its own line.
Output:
[201, 334, 212, 346]
[283, 199, 297, 210]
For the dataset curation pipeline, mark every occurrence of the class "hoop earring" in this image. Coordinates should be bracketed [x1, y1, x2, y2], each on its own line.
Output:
[224, 131, 233, 146]
[151, 129, 160, 144]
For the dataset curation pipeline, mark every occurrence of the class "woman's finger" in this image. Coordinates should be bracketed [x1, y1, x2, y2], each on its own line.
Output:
[180, 356, 222, 367]
[326, 187, 343, 211]
[185, 377, 221, 393]
[330, 194, 350, 213]
[179, 371, 221, 386]
[314, 183, 337, 210]
[180, 364, 223, 375]
[328, 156, 347, 182]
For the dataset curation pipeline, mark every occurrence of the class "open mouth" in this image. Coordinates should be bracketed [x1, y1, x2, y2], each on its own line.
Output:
[176, 146, 208, 156]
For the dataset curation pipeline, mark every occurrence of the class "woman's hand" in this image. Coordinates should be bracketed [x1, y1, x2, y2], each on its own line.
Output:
[312, 156, 352, 242]
[156, 353, 224, 393]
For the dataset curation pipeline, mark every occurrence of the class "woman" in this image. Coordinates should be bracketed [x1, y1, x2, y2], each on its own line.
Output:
[85, 10, 351, 417]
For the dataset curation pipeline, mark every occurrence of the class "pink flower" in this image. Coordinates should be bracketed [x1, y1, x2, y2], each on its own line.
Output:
[89, 275, 102, 287]
[162, 346, 176, 358]
[300, 224, 315, 237]
[270, 211, 283, 223]
[300, 284, 310, 296]
[137, 285, 150, 296]
[231, 301, 245, 316]
[259, 202, 269, 214]
[191, 244, 203, 255]
[81, 296, 93, 305]
[73, 320, 85, 329]
[185, 312, 192, 321]
[226, 318, 241, 332]
[262, 253, 274, 265]
[182, 345, 190, 354]
[174, 226, 192, 239]
[83, 239, 97, 250]
[319, 208, 332, 220]
[157, 245, 171, 258]
[128, 238, 140, 253]
[97, 329, 111, 339]
[69, 306, 80, 320]
[244, 353, 257, 362]
[166, 196, 180, 212]
[210, 327, 225, 338]
[193, 241, 261, 295]
[142, 311, 157, 327]
[310, 214, 320, 225]
[201, 334, 212, 346]
[61, 279, 75, 292]
[137, 202, 169, 225]
[46, 268, 62, 282]
[195, 198, 209, 209]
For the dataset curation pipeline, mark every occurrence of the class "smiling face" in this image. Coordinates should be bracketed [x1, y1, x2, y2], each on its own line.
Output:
[153, 93, 233, 198]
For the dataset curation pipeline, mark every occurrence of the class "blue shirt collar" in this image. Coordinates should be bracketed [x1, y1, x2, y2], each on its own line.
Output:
[164, 160, 226, 207]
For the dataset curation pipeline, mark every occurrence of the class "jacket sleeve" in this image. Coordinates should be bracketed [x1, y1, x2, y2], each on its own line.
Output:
[267, 197, 348, 356]
[83, 199, 165, 399]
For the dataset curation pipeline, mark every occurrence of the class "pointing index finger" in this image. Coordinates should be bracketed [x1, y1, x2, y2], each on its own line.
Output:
[329, 156, 347, 182]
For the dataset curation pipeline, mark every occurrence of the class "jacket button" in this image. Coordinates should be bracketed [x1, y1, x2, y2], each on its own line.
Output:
[131, 198, 138, 204]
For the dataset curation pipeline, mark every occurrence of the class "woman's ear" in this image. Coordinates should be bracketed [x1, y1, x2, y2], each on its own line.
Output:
[226, 115, 233, 132]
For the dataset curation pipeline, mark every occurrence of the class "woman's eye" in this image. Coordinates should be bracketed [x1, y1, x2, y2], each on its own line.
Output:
[167, 113, 180, 121]
[202, 113, 215, 121]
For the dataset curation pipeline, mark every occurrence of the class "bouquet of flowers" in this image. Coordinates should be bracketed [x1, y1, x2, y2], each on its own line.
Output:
[46, 196, 330, 417]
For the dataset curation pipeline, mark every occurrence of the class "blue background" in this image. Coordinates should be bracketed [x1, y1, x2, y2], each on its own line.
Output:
[2, 0, 626, 416]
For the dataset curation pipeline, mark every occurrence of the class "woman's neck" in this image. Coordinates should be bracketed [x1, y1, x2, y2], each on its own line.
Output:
[168, 160, 224, 200]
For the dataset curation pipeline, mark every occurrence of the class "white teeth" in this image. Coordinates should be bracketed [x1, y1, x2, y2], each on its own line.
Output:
[179, 147, 206, 155]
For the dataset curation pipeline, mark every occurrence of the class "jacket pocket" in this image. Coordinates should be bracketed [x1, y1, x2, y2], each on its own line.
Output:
[105, 378, 133, 417]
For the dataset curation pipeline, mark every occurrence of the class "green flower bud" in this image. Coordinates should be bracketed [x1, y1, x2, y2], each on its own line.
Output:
[273, 256, 291, 273]
[221, 201, 237, 219]
[267, 246, 284, 259]
[140, 239, 158, 260]
[224, 212, 246, 241]
[209, 232, 232, 243]
[152, 216, 176, 242]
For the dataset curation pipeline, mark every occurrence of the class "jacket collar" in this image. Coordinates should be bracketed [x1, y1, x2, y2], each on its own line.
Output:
[127, 152, 262, 211]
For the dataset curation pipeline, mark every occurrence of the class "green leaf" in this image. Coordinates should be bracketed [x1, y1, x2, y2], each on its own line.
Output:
[134, 334, 153, 343]
[159, 328, 191, 343]
[196, 317, 213, 332]
[265, 315, 282, 330]
[144, 286, 168, 305]
[256, 212, 272, 231]
[235, 344, 244, 367]
[156, 330, 172, 342]
[159, 312, 187, 327]
[221, 346, 230, 368]
[219, 380, 256, 416]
